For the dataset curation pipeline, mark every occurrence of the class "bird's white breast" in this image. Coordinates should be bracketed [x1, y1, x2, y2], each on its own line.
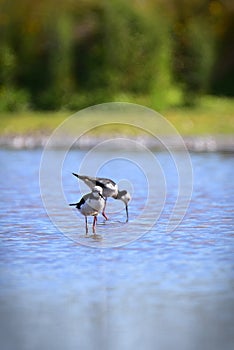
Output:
[79, 197, 105, 216]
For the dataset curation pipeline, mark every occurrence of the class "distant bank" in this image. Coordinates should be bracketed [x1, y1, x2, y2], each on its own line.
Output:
[0, 134, 233, 152]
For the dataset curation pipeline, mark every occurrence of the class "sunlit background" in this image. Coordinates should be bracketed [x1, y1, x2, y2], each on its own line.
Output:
[0, 0, 233, 111]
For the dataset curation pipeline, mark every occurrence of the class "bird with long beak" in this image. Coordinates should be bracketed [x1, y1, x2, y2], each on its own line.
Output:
[72, 173, 131, 222]
[69, 186, 105, 235]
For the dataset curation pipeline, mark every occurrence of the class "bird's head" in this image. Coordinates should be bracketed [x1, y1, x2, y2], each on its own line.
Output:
[117, 190, 131, 205]
[92, 186, 105, 199]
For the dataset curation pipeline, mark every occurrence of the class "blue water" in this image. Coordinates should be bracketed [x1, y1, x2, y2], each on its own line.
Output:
[0, 149, 233, 350]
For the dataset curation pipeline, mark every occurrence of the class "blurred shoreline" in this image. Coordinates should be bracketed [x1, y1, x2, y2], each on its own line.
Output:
[0, 134, 233, 152]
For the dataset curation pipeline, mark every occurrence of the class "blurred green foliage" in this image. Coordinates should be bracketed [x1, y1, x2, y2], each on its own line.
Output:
[0, 0, 233, 111]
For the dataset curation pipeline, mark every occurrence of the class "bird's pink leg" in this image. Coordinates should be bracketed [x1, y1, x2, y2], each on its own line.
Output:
[102, 199, 108, 220]
[92, 216, 97, 234]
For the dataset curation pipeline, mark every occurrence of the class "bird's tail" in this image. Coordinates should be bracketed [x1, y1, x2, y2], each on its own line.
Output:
[72, 173, 82, 179]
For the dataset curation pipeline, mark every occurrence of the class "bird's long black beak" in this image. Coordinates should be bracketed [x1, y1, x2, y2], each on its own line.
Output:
[125, 204, 129, 222]
[99, 193, 105, 199]
[72, 173, 78, 178]
[69, 203, 77, 206]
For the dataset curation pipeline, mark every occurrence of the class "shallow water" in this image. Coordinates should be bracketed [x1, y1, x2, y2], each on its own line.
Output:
[0, 149, 233, 350]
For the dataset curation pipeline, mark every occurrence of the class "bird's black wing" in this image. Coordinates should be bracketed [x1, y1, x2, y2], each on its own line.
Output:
[72, 173, 116, 189]
[69, 193, 91, 209]
[96, 176, 116, 187]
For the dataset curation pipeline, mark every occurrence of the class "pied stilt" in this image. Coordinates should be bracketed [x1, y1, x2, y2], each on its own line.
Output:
[69, 186, 105, 235]
[72, 173, 131, 222]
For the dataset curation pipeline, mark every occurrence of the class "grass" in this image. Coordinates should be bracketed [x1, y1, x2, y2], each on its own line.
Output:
[0, 111, 68, 135]
[0, 96, 233, 136]
[165, 96, 234, 135]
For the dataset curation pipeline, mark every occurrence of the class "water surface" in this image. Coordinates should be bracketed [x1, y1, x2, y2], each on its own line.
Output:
[0, 149, 233, 350]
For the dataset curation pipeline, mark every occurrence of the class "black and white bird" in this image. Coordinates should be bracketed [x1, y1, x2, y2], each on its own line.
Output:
[72, 173, 131, 222]
[69, 186, 105, 235]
